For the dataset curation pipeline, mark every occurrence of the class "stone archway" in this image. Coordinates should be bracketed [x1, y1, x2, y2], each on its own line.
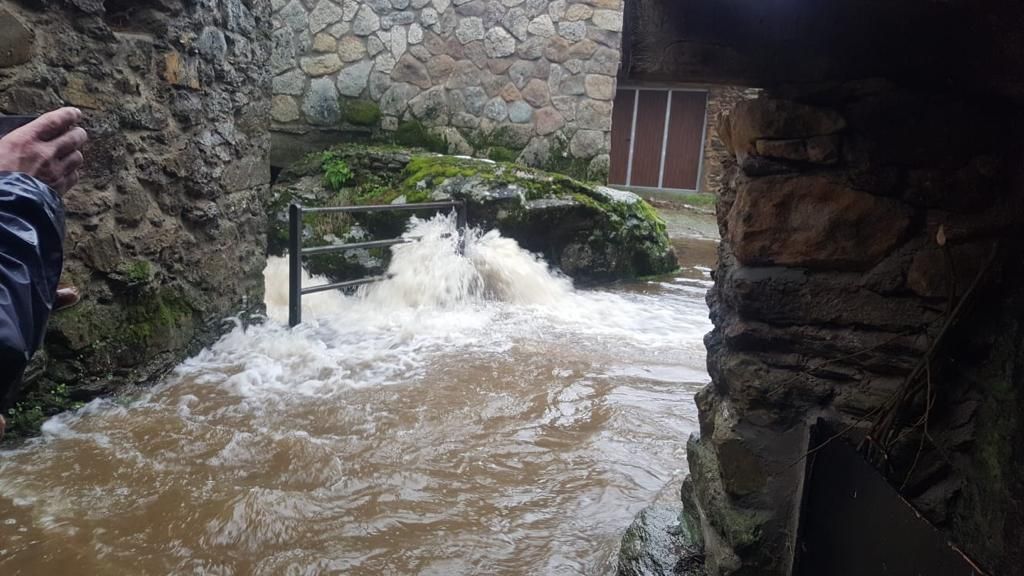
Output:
[623, 0, 1024, 574]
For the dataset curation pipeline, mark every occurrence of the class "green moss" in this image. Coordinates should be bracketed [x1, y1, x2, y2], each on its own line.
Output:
[5, 383, 84, 440]
[393, 120, 448, 153]
[50, 288, 195, 356]
[399, 154, 599, 203]
[542, 134, 592, 181]
[401, 155, 487, 189]
[488, 146, 519, 163]
[123, 289, 195, 345]
[111, 259, 155, 287]
[6, 289, 196, 439]
[343, 99, 382, 127]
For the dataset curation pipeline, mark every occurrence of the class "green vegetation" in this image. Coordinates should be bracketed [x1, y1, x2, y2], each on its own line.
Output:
[487, 146, 519, 163]
[342, 99, 381, 126]
[680, 193, 718, 209]
[321, 152, 353, 192]
[51, 288, 195, 358]
[463, 126, 527, 163]
[111, 259, 154, 287]
[5, 383, 84, 440]
[543, 134, 591, 181]
[393, 120, 448, 153]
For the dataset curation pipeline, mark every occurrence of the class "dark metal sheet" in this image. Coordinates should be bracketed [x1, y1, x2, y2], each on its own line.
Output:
[795, 423, 985, 576]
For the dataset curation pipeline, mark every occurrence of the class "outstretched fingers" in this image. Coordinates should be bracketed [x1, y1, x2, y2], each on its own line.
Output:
[17, 107, 83, 142]
[50, 126, 88, 159]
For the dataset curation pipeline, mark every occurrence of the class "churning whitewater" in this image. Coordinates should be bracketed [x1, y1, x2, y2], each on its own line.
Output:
[0, 215, 715, 575]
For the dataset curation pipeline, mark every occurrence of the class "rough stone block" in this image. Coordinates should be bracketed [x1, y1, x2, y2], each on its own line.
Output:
[309, 0, 345, 34]
[565, 4, 593, 21]
[303, 77, 342, 124]
[163, 51, 201, 90]
[521, 78, 550, 107]
[313, 32, 338, 53]
[591, 9, 622, 31]
[456, 17, 486, 43]
[484, 27, 517, 58]
[730, 99, 846, 160]
[576, 99, 612, 130]
[271, 95, 301, 122]
[528, 14, 556, 37]
[727, 174, 912, 270]
[352, 5, 381, 35]
[584, 74, 614, 100]
[300, 53, 343, 76]
[558, 21, 587, 42]
[570, 129, 604, 157]
[337, 35, 367, 61]
[392, 53, 432, 88]
[337, 59, 373, 96]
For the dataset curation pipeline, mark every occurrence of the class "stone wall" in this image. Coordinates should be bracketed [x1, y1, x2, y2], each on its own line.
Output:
[0, 0, 272, 415]
[700, 86, 757, 195]
[687, 80, 1024, 575]
[269, 0, 625, 179]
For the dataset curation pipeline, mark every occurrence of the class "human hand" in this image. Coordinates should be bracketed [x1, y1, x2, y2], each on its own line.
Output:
[0, 107, 88, 194]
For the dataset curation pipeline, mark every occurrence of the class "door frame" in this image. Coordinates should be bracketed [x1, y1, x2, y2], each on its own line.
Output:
[613, 86, 710, 193]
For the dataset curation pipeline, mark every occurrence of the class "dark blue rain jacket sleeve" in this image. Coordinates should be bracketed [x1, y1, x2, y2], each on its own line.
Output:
[0, 172, 64, 407]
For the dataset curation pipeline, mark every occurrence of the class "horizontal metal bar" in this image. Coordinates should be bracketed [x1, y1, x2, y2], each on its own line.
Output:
[301, 275, 386, 295]
[300, 201, 462, 215]
[301, 238, 408, 256]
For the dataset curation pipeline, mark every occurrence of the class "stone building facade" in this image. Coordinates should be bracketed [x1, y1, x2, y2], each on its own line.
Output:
[270, 0, 625, 178]
[0, 0, 272, 419]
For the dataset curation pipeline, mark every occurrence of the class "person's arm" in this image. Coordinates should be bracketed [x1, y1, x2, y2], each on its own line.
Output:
[0, 108, 86, 435]
[0, 172, 65, 402]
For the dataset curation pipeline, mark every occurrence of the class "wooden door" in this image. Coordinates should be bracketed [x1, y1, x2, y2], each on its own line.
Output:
[607, 88, 708, 192]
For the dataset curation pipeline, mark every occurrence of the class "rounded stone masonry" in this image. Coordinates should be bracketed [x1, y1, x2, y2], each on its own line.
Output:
[270, 0, 626, 179]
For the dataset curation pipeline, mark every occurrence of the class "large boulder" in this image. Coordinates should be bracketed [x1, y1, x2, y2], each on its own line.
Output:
[268, 145, 676, 284]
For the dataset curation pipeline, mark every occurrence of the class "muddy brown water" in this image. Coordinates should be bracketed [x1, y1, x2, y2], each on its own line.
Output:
[1, 211, 717, 575]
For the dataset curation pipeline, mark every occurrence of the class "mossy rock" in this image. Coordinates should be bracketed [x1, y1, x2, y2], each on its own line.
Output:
[342, 99, 381, 127]
[4, 378, 84, 440]
[268, 144, 677, 285]
[392, 120, 448, 153]
[400, 155, 676, 283]
[617, 504, 707, 576]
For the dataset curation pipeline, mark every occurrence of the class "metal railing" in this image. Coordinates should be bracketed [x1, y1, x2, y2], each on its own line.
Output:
[288, 201, 466, 327]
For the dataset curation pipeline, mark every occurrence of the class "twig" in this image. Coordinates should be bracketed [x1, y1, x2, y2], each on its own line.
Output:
[900, 360, 931, 491]
[863, 244, 998, 465]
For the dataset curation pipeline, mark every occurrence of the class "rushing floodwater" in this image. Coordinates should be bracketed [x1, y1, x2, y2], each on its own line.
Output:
[0, 211, 716, 576]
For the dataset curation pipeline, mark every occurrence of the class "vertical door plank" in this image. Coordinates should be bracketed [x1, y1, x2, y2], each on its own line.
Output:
[609, 89, 636, 185]
[629, 90, 669, 187]
[663, 91, 708, 191]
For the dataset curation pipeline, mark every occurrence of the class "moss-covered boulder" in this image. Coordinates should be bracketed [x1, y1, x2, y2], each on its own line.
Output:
[267, 145, 677, 284]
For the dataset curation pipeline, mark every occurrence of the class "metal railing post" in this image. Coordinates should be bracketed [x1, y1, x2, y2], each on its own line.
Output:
[286, 201, 462, 324]
[456, 201, 467, 231]
[456, 201, 467, 255]
[288, 203, 302, 328]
